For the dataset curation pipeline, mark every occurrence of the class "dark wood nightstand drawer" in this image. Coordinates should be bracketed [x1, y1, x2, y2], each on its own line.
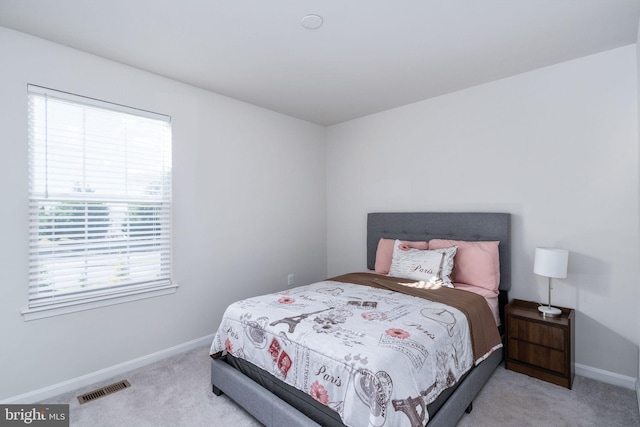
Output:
[508, 317, 566, 351]
[508, 340, 567, 374]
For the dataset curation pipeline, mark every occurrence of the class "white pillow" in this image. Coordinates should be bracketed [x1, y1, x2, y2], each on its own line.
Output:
[388, 240, 457, 287]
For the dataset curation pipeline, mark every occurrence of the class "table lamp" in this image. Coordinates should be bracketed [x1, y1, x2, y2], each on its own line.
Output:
[534, 247, 569, 317]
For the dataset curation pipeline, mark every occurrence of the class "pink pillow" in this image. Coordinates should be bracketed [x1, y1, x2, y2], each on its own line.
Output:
[374, 238, 429, 274]
[428, 239, 500, 293]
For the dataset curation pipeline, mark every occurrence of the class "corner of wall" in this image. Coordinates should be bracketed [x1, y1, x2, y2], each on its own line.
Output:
[636, 12, 640, 421]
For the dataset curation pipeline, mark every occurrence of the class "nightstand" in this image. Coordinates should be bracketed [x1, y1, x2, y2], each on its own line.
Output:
[505, 299, 575, 389]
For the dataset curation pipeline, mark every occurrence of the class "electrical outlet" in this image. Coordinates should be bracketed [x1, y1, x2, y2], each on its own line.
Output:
[287, 274, 294, 286]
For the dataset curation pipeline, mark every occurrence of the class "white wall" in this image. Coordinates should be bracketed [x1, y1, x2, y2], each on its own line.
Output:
[326, 46, 639, 380]
[0, 27, 327, 401]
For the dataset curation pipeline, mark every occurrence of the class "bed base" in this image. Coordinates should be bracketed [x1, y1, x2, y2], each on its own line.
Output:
[211, 357, 322, 427]
[211, 348, 502, 427]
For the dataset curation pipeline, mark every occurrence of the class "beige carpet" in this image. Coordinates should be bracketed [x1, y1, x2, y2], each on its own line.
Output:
[43, 345, 639, 427]
[456, 365, 639, 427]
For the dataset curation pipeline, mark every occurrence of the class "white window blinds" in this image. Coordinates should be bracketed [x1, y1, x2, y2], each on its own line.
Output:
[27, 85, 173, 312]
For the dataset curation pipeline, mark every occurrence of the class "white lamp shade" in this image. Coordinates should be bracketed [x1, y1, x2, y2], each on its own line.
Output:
[534, 247, 569, 278]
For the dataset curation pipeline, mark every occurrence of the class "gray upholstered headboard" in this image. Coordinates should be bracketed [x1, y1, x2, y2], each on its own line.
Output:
[367, 212, 511, 292]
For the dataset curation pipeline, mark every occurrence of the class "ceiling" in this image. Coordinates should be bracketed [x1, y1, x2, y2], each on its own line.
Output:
[1, 1, 639, 126]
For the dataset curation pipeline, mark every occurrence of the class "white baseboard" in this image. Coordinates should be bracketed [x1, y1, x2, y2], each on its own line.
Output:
[1, 334, 215, 404]
[575, 363, 637, 390]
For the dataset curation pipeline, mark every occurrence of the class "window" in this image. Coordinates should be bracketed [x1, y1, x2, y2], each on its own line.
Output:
[25, 85, 175, 320]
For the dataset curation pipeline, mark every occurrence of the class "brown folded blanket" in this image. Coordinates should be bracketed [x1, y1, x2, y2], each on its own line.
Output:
[329, 272, 502, 362]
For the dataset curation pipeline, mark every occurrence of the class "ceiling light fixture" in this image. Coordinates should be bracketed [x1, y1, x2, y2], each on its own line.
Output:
[301, 14, 323, 30]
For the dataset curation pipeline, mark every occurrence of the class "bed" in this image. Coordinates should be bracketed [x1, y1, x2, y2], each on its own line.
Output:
[210, 212, 511, 427]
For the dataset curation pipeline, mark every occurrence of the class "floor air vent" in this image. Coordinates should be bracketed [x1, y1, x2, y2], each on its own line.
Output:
[77, 380, 131, 404]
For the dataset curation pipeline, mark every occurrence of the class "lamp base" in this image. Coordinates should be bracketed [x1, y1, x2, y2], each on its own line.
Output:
[538, 305, 561, 317]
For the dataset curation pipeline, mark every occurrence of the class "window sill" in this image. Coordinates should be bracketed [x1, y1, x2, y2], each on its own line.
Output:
[21, 283, 179, 321]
